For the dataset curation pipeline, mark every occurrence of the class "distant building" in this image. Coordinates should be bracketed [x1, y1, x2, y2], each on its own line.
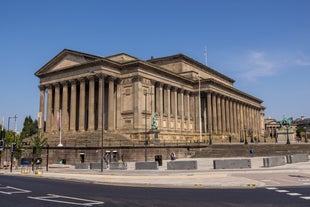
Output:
[293, 116, 310, 142]
[264, 117, 280, 141]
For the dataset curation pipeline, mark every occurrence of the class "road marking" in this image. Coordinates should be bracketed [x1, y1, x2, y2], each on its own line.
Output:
[266, 187, 278, 190]
[0, 186, 31, 195]
[28, 194, 104, 206]
[300, 196, 310, 200]
[276, 190, 289, 193]
[287, 193, 302, 196]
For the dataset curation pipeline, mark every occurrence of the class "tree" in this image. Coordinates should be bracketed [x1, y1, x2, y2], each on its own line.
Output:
[20, 116, 38, 139]
[31, 130, 47, 158]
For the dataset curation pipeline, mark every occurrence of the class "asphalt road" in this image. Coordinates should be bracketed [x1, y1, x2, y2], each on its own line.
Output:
[0, 175, 310, 207]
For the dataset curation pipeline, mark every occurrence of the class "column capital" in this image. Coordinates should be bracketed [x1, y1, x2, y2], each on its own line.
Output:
[170, 86, 177, 92]
[46, 84, 53, 89]
[96, 73, 106, 80]
[155, 81, 163, 88]
[164, 84, 171, 90]
[53, 82, 60, 87]
[38, 85, 46, 90]
[61, 80, 69, 86]
[78, 77, 86, 83]
[108, 76, 116, 82]
[150, 80, 156, 86]
[177, 88, 184, 93]
[184, 90, 190, 95]
[69, 79, 77, 85]
[132, 75, 142, 83]
[87, 75, 96, 81]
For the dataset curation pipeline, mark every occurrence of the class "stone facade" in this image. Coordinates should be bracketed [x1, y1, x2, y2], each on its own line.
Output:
[35, 49, 265, 146]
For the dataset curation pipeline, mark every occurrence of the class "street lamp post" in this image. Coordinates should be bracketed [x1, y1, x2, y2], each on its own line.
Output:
[144, 92, 153, 162]
[10, 115, 17, 173]
[100, 74, 105, 172]
[305, 127, 307, 143]
[286, 125, 290, 144]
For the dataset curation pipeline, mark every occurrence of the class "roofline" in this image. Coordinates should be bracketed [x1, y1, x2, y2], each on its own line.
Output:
[147, 53, 235, 84]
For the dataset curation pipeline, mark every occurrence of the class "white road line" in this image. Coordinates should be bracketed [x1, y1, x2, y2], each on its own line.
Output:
[300, 196, 310, 200]
[28, 194, 104, 206]
[287, 193, 302, 196]
[266, 187, 278, 190]
[0, 186, 31, 195]
[276, 190, 289, 193]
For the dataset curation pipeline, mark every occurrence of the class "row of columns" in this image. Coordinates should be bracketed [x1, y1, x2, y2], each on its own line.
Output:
[39, 75, 116, 133]
[201, 92, 261, 137]
[39, 75, 262, 138]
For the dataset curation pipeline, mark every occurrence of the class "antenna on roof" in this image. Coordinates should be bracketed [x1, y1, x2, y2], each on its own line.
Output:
[204, 47, 207, 66]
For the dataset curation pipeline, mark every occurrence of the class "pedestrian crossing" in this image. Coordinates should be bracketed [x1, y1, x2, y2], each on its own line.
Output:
[266, 187, 310, 201]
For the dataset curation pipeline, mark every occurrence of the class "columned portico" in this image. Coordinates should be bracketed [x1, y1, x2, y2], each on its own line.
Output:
[36, 49, 265, 145]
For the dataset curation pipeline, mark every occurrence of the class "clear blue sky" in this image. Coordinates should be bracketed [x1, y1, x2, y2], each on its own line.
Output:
[1, 0, 309, 131]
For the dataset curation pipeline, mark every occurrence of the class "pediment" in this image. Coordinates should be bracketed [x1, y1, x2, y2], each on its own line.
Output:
[35, 49, 101, 77]
[106, 53, 138, 63]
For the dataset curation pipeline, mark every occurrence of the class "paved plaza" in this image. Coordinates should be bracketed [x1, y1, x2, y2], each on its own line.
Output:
[1, 156, 310, 188]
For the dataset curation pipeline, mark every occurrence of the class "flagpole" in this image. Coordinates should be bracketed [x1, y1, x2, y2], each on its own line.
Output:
[58, 109, 63, 147]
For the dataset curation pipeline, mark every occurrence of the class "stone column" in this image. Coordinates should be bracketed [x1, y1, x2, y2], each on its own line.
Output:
[46, 85, 53, 132]
[151, 81, 156, 116]
[236, 102, 240, 136]
[88, 76, 96, 131]
[79, 78, 86, 131]
[221, 96, 226, 133]
[225, 98, 230, 133]
[202, 97, 207, 133]
[61, 81, 69, 131]
[194, 92, 200, 132]
[133, 76, 142, 130]
[97, 75, 103, 130]
[207, 92, 212, 133]
[233, 101, 237, 133]
[108, 77, 115, 131]
[212, 93, 217, 134]
[230, 99, 233, 133]
[116, 79, 122, 130]
[39, 85, 45, 130]
[179, 89, 184, 131]
[54, 83, 60, 131]
[164, 85, 171, 130]
[185, 91, 190, 131]
[156, 83, 163, 129]
[69, 80, 77, 131]
[172, 87, 178, 131]
[189, 93, 194, 131]
[217, 95, 222, 134]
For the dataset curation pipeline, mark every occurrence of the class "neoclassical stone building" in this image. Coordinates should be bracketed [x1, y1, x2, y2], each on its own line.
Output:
[35, 49, 265, 146]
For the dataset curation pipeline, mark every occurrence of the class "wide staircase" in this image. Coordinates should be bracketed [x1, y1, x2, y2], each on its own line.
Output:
[193, 144, 310, 158]
[46, 131, 135, 148]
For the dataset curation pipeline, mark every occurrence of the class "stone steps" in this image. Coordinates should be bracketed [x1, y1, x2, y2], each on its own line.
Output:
[193, 144, 310, 158]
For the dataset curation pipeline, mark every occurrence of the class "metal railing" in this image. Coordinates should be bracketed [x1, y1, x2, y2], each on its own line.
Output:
[47, 139, 210, 148]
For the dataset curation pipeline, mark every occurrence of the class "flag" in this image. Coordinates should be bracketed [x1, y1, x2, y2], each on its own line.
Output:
[37, 112, 42, 129]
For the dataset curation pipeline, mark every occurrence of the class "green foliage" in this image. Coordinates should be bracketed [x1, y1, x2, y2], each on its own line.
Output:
[20, 116, 38, 139]
[31, 130, 47, 158]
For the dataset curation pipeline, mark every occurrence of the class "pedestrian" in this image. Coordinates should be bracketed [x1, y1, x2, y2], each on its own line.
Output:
[170, 152, 176, 160]
[249, 147, 254, 157]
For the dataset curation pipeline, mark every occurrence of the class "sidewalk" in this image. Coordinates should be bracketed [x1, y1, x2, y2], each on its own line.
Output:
[2, 157, 310, 188]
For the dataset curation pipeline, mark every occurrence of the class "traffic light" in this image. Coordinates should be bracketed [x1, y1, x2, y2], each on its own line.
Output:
[0, 130, 5, 139]
[12, 143, 17, 152]
[0, 140, 4, 150]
